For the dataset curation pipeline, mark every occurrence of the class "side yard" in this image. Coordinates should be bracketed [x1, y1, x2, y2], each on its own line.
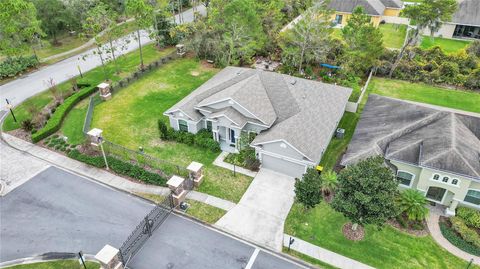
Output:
[287, 76, 480, 268]
[420, 36, 472, 53]
[379, 23, 407, 49]
[91, 58, 253, 203]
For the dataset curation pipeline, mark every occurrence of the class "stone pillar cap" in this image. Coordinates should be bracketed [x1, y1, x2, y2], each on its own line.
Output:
[97, 82, 110, 89]
[167, 175, 185, 188]
[187, 161, 203, 172]
[95, 244, 119, 264]
[87, 128, 103, 137]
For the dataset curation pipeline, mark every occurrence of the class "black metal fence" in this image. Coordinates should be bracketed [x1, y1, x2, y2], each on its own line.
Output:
[119, 194, 174, 265]
[102, 140, 189, 179]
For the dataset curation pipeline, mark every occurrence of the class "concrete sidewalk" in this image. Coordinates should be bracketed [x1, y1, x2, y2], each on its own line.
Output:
[283, 235, 375, 269]
[1, 132, 235, 211]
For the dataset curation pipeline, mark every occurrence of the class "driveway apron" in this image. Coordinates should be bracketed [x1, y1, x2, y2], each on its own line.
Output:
[215, 169, 295, 251]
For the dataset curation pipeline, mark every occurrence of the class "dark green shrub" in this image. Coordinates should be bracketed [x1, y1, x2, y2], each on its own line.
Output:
[457, 207, 480, 229]
[158, 120, 169, 139]
[31, 129, 37, 134]
[411, 222, 424, 231]
[68, 149, 106, 168]
[440, 222, 480, 256]
[32, 86, 97, 143]
[396, 214, 408, 228]
[0, 56, 39, 79]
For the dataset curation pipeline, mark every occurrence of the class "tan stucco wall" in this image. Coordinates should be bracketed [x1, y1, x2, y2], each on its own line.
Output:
[331, 12, 382, 27]
[383, 8, 400, 17]
[390, 161, 479, 210]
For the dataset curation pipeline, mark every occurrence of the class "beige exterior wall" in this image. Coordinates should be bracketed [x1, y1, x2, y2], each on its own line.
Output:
[390, 160, 480, 213]
[332, 12, 382, 27]
[383, 8, 401, 17]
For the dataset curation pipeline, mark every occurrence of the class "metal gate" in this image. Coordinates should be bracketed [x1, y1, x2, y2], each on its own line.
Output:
[119, 194, 174, 265]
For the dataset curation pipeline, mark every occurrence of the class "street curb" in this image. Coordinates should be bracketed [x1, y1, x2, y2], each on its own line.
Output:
[0, 254, 97, 268]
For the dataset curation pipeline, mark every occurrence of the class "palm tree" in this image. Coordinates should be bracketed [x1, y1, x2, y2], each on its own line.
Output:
[398, 189, 429, 222]
[320, 170, 338, 200]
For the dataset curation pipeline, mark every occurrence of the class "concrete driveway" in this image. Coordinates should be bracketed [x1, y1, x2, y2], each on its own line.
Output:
[215, 169, 296, 251]
[0, 166, 152, 262]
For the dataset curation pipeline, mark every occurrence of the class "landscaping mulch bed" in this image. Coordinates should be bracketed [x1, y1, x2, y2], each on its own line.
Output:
[342, 222, 365, 241]
[388, 219, 429, 237]
[7, 129, 31, 142]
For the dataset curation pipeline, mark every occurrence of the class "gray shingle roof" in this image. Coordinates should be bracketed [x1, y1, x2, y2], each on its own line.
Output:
[165, 67, 352, 163]
[209, 107, 248, 127]
[379, 0, 403, 9]
[342, 95, 480, 180]
[328, 0, 386, 15]
[451, 0, 480, 26]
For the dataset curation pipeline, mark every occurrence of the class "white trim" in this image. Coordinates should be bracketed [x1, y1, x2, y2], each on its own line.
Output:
[208, 114, 241, 127]
[259, 149, 315, 166]
[197, 98, 264, 124]
[163, 108, 195, 121]
[396, 170, 415, 188]
[252, 139, 313, 162]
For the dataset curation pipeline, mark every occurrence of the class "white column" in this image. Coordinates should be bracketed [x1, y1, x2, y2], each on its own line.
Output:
[445, 199, 459, 216]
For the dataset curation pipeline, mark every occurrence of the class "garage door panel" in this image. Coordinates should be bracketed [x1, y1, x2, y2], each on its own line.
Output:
[261, 154, 306, 178]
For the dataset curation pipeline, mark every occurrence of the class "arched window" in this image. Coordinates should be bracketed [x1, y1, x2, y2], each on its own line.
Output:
[396, 171, 414, 187]
[464, 190, 480, 205]
[442, 176, 449, 183]
[433, 174, 440, 180]
[451, 179, 458, 185]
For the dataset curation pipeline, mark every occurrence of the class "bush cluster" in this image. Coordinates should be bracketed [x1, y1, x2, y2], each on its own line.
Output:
[450, 217, 480, 249]
[158, 120, 220, 152]
[32, 85, 97, 143]
[44, 135, 76, 153]
[377, 46, 479, 90]
[456, 207, 480, 229]
[440, 222, 480, 256]
[68, 149, 167, 186]
[0, 56, 39, 79]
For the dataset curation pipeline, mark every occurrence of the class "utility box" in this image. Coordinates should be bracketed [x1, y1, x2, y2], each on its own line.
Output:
[336, 128, 345, 139]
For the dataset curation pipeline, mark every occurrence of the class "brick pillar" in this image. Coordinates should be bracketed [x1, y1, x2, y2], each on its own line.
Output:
[167, 175, 187, 207]
[187, 161, 204, 187]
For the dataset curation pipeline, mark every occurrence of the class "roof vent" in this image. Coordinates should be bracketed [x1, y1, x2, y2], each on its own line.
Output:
[290, 79, 296, 85]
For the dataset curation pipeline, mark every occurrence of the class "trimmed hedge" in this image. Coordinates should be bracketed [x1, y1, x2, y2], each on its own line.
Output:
[457, 207, 480, 229]
[440, 222, 480, 256]
[32, 85, 97, 143]
[158, 120, 220, 152]
[68, 149, 167, 186]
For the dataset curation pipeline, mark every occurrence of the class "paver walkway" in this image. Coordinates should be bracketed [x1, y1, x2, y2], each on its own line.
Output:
[283, 235, 375, 269]
[213, 151, 258, 177]
[215, 169, 295, 251]
[426, 206, 480, 265]
[1, 132, 235, 211]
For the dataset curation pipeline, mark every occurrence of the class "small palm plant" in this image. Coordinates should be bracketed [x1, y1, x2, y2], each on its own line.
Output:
[321, 170, 338, 201]
[398, 189, 429, 222]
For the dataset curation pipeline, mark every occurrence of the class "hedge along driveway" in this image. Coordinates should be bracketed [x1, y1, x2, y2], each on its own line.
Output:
[91, 58, 253, 203]
[3, 45, 175, 132]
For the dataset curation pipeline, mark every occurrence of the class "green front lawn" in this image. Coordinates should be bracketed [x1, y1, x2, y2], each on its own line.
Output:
[285, 202, 478, 269]
[379, 23, 407, 49]
[420, 36, 472, 53]
[60, 98, 90, 145]
[3, 44, 175, 132]
[368, 77, 480, 114]
[185, 199, 226, 224]
[36, 35, 86, 60]
[5, 260, 99, 269]
[91, 58, 252, 203]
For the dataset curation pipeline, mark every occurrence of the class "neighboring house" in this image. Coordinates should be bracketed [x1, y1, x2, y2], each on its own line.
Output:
[424, 0, 480, 40]
[328, 0, 403, 27]
[341, 95, 480, 216]
[164, 67, 352, 178]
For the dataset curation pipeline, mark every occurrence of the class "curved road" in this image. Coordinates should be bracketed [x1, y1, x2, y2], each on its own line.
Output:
[0, 5, 206, 109]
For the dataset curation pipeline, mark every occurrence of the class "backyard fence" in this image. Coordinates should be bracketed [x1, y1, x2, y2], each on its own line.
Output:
[83, 95, 96, 134]
[102, 140, 190, 179]
[345, 69, 374, 113]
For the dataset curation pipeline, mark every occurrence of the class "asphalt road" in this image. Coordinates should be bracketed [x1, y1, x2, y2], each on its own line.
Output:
[0, 166, 306, 268]
[0, 5, 206, 110]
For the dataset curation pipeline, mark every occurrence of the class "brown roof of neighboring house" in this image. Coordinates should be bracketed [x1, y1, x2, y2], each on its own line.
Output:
[328, 0, 386, 15]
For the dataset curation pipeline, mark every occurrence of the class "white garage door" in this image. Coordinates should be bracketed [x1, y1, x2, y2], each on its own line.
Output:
[261, 154, 307, 178]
